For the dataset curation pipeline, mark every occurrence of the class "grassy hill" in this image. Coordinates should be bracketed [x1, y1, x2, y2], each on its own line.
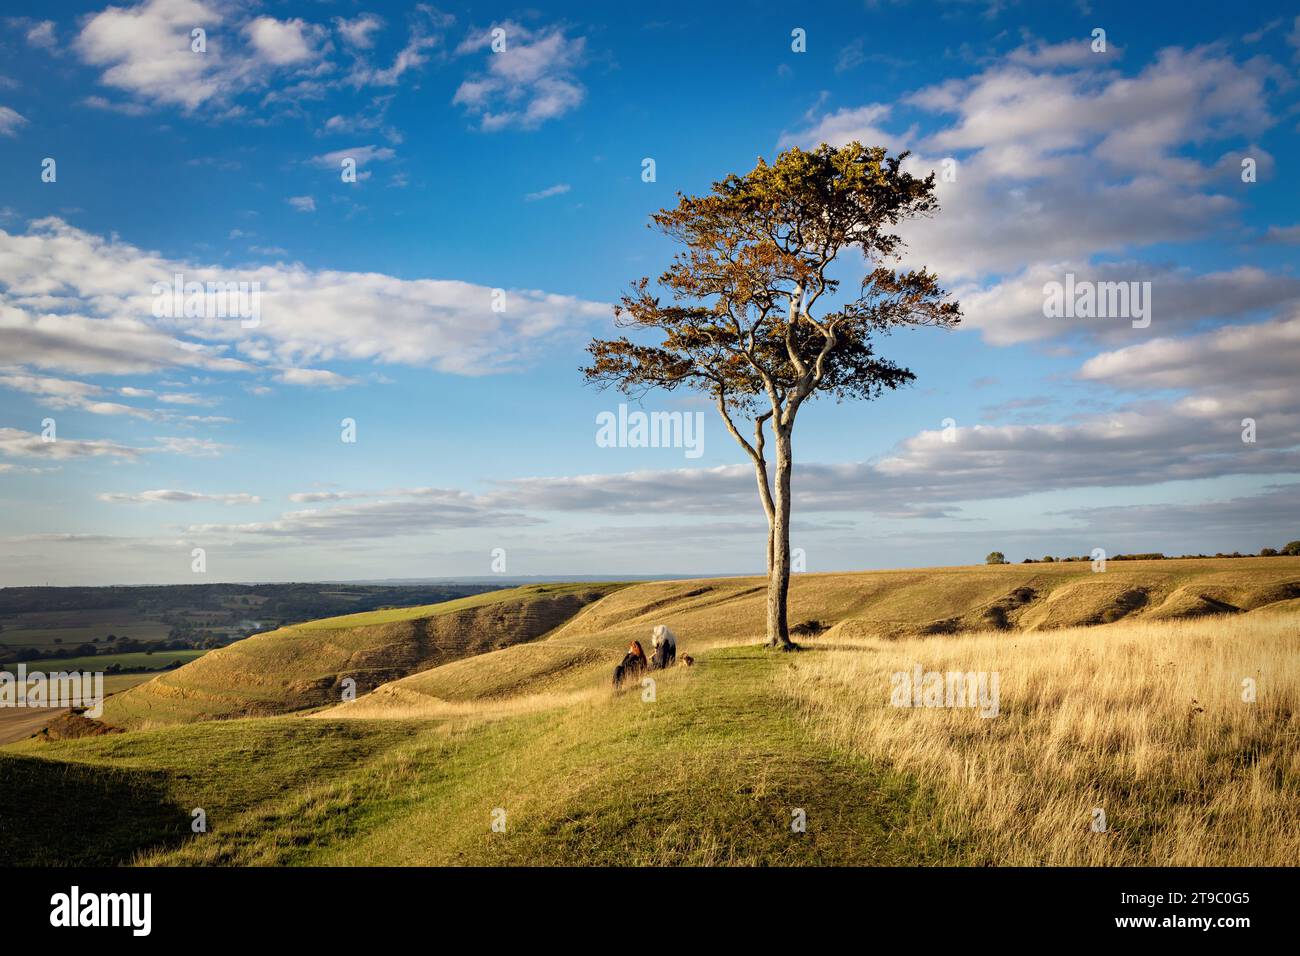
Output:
[99, 583, 624, 728]
[3, 558, 1297, 866]
[95, 559, 1300, 726]
[543, 556, 1300, 649]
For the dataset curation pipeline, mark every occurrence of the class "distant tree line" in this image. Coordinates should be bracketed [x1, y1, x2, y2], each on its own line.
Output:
[987, 541, 1300, 565]
[0, 635, 202, 669]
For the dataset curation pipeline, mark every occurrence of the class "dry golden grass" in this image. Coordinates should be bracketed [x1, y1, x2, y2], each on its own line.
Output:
[100, 584, 620, 727]
[781, 612, 1300, 864]
[550, 557, 1300, 650]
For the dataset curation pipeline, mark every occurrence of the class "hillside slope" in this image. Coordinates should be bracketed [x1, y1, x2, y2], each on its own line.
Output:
[326, 557, 1300, 721]
[99, 584, 623, 728]
[5, 609, 1295, 866]
[42, 559, 1300, 730]
[4, 645, 963, 866]
[545, 557, 1300, 650]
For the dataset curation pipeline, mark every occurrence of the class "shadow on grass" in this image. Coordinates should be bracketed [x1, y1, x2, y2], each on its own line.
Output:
[0, 753, 191, 866]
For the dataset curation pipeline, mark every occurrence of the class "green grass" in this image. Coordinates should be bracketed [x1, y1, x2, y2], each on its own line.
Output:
[0, 620, 173, 652]
[0, 720, 415, 864]
[2, 645, 968, 865]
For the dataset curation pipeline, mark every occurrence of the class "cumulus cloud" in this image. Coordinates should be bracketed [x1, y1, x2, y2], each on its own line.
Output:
[1078, 313, 1300, 405]
[74, 0, 245, 111]
[0, 218, 610, 384]
[453, 22, 586, 130]
[779, 103, 901, 153]
[72, 0, 436, 115]
[784, 46, 1278, 289]
[243, 16, 323, 66]
[960, 263, 1300, 346]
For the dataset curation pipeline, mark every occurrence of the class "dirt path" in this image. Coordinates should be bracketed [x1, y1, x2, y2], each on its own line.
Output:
[0, 707, 66, 745]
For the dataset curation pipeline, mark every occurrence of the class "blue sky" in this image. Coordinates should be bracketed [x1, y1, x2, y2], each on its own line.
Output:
[1, 0, 1298, 584]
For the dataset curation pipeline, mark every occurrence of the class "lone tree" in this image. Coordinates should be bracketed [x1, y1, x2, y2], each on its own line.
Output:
[582, 143, 960, 648]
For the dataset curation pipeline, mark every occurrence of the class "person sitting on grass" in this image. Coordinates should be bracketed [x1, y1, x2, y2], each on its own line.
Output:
[611, 640, 648, 689]
[650, 625, 677, 669]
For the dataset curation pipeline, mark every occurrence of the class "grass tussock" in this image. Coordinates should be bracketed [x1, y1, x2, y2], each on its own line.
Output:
[781, 614, 1300, 865]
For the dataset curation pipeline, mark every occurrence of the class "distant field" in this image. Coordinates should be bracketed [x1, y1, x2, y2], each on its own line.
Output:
[0, 581, 505, 657]
[12, 649, 208, 671]
[0, 610, 172, 651]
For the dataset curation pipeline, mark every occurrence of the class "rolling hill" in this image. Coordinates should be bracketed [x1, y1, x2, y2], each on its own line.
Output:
[3, 558, 1297, 866]
[98, 583, 624, 727]
[95, 558, 1300, 727]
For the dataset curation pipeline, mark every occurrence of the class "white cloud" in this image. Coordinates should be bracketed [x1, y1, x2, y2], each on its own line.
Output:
[0, 371, 159, 418]
[152, 436, 228, 457]
[0, 106, 27, 137]
[961, 262, 1300, 346]
[524, 183, 570, 202]
[454, 22, 586, 130]
[1262, 224, 1300, 244]
[1079, 313, 1300, 403]
[784, 46, 1277, 284]
[345, 6, 449, 87]
[72, 0, 354, 114]
[74, 0, 235, 111]
[0, 427, 142, 461]
[309, 145, 395, 181]
[156, 391, 213, 405]
[22, 20, 57, 51]
[484, 396, 1300, 518]
[1005, 38, 1119, 69]
[81, 95, 152, 117]
[243, 16, 323, 66]
[335, 14, 384, 50]
[287, 195, 316, 212]
[0, 218, 610, 382]
[98, 489, 260, 504]
[779, 103, 901, 152]
[275, 367, 355, 387]
[185, 492, 540, 541]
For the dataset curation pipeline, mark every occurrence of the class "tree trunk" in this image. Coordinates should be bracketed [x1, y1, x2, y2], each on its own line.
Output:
[753, 460, 775, 576]
[766, 432, 794, 648]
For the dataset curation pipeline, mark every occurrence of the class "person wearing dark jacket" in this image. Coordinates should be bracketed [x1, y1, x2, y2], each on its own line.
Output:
[611, 640, 648, 689]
